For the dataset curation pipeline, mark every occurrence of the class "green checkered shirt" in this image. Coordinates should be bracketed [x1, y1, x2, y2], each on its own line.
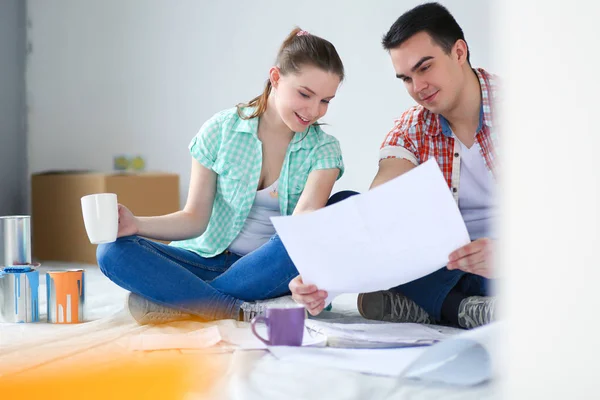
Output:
[170, 107, 344, 258]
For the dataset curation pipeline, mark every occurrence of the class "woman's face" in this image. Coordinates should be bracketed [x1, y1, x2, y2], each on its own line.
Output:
[270, 65, 341, 132]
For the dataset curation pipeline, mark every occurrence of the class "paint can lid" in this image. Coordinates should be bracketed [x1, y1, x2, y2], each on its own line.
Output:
[1, 266, 34, 273]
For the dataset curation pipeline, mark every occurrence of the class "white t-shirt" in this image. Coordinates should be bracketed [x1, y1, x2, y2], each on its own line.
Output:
[228, 180, 281, 256]
[455, 138, 498, 240]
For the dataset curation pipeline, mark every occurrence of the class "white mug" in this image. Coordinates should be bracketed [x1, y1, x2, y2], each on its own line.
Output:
[81, 193, 118, 244]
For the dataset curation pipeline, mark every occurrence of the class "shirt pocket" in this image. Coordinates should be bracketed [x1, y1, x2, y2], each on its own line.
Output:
[213, 158, 245, 203]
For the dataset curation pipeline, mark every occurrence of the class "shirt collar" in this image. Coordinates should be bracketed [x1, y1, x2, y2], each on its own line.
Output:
[475, 68, 494, 129]
[233, 107, 259, 136]
[438, 105, 484, 138]
[431, 68, 494, 138]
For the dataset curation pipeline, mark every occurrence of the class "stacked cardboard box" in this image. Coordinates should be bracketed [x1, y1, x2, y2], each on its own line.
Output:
[31, 171, 180, 264]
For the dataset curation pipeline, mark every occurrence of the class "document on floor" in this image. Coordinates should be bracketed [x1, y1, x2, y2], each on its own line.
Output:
[305, 319, 448, 348]
[400, 321, 502, 385]
[269, 322, 502, 386]
[271, 158, 470, 303]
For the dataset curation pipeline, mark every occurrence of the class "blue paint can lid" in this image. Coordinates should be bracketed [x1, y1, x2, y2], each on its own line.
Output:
[1, 266, 34, 273]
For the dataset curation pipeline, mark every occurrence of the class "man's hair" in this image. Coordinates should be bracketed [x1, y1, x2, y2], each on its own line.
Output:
[382, 2, 470, 63]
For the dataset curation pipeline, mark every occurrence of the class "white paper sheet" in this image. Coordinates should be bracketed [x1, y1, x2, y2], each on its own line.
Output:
[305, 319, 448, 348]
[269, 322, 502, 386]
[401, 322, 502, 385]
[271, 159, 470, 303]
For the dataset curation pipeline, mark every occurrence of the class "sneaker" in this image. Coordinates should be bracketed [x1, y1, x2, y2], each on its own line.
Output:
[357, 290, 433, 324]
[239, 295, 302, 322]
[458, 296, 497, 329]
[126, 292, 192, 325]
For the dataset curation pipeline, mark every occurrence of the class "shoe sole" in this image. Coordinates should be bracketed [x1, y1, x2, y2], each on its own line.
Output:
[357, 292, 384, 320]
[357, 293, 367, 318]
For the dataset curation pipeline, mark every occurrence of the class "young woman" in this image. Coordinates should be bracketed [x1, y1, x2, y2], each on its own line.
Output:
[97, 28, 345, 324]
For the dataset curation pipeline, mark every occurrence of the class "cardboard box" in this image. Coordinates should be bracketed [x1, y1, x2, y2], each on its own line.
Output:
[31, 171, 180, 265]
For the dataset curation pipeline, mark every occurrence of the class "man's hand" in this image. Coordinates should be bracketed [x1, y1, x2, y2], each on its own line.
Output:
[447, 238, 495, 278]
[289, 275, 328, 316]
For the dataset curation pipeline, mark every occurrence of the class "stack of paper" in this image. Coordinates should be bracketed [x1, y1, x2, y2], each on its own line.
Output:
[305, 319, 447, 348]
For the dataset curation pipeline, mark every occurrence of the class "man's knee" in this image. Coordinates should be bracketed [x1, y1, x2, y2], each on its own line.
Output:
[327, 190, 360, 206]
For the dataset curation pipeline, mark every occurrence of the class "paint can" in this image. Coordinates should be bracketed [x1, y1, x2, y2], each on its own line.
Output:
[46, 269, 85, 324]
[0, 216, 32, 266]
[0, 266, 40, 323]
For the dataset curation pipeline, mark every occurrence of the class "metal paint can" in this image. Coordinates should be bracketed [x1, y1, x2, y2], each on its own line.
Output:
[46, 269, 85, 324]
[0, 216, 32, 266]
[0, 266, 40, 323]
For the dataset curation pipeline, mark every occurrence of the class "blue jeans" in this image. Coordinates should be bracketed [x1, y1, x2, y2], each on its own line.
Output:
[339, 191, 491, 321]
[97, 191, 358, 321]
[97, 234, 298, 320]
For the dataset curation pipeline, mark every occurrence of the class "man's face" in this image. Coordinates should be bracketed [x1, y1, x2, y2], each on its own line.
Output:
[390, 31, 465, 114]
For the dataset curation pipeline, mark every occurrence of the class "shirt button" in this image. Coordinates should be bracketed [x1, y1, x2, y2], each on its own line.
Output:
[454, 152, 459, 158]
[452, 187, 458, 193]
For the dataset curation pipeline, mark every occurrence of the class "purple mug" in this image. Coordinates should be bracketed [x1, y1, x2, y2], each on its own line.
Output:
[250, 306, 306, 346]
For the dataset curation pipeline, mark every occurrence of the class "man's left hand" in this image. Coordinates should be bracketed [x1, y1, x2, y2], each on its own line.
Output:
[447, 238, 495, 278]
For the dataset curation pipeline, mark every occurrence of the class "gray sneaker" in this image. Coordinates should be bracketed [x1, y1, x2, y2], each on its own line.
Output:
[357, 291, 433, 324]
[126, 292, 192, 325]
[239, 295, 303, 322]
[458, 296, 497, 329]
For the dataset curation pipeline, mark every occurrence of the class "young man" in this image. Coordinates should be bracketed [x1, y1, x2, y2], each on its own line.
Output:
[289, 2, 499, 329]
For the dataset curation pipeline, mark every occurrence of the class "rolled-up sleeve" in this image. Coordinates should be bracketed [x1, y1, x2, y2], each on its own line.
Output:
[188, 113, 222, 169]
[379, 122, 419, 166]
[310, 138, 345, 179]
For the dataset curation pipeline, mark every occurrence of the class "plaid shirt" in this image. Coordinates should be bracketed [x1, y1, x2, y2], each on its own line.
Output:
[380, 68, 499, 202]
[170, 107, 344, 257]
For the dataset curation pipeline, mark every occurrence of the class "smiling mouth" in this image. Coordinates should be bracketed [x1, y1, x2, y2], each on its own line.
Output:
[421, 91, 439, 102]
[295, 112, 311, 124]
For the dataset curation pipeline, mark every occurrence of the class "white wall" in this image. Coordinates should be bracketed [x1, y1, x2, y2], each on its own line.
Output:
[26, 0, 493, 206]
[0, 0, 26, 215]
[500, 0, 600, 398]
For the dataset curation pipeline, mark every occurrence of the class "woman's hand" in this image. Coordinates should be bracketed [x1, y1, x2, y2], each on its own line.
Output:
[289, 275, 328, 316]
[117, 204, 139, 238]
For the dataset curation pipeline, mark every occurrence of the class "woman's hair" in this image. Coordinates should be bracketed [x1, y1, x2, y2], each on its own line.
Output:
[237, 27, 344, 120]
